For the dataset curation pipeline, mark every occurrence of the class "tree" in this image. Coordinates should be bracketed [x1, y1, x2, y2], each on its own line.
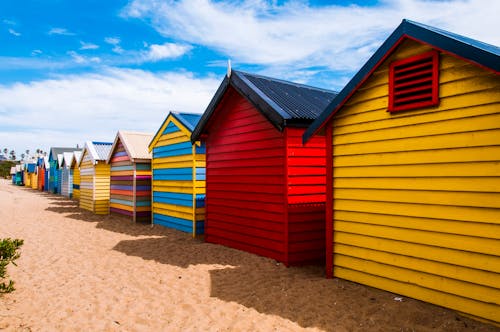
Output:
[0, 238, 24, 293]
[9, 150, 15, 161]
[2, 148, 7, 157]
[20, 153, 25, 160]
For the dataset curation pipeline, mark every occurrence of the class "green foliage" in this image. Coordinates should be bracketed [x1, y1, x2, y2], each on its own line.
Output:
[0, 160, 16, 178]
[0, 238, 24, 293]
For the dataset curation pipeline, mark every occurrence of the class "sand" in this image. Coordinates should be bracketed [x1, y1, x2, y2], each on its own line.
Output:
[0, 179, 497, 332]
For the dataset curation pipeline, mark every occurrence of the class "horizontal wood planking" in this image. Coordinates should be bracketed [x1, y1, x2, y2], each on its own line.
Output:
[79, 148, 110, 214]
[286, 127, 326, 205]
[205, 87, 288, 262]
[72, 163, 80, 200]
[109, 139, 151, 222]
[330, 39, 500, 322]
[151, 114, 205, 233]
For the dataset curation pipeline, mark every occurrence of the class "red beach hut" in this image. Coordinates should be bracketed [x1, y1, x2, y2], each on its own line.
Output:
[191, 70, 337, 266]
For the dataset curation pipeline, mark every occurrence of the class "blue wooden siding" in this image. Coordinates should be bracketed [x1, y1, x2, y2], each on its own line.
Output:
[151, 114, 205, 235]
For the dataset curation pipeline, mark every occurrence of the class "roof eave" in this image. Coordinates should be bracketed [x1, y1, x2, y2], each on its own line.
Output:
[304, 19, 500, 144]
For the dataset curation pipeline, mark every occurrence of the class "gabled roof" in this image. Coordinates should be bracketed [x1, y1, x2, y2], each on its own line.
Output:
[57, 154, 64, 168]
[107, 131, 154, 163]
[191, 70, 337, 142]
[61, 152, 74, 168]
[304, 19, 500, 142]
[48, 147, 81, 162]
[79, 141, 112, 166]
[149, 112, 202, 151]
[71, 151, 82, 168]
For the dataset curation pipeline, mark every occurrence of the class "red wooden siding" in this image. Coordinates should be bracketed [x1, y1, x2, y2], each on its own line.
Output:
[285, 127, 326, 265]
[204, 86, 326, 266]
[205, 87, 287, 262]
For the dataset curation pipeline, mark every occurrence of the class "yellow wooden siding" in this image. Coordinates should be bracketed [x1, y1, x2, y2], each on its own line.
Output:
[30, 173, 38, 189]
[78, 149, 110, 214]
[151, 115, 205, 235]
[73, 166, 80, 200]
[331, 39, 500, 323]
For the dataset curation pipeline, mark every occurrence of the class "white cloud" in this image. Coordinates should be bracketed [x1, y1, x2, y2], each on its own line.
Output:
[105, 37, 121, 45]
[80, 41, 99, 50]
[0, 68, 219, 155]
[142, 42, 192, 61]
[8, 28, 21, 36]
[122, 0, 500, 75]
[3, 19, 16, 25]
[67, 51, 101, 64]
[104, 37, 124, 54]
[31, 49, 42, 56]
[48, 27, 75, 36]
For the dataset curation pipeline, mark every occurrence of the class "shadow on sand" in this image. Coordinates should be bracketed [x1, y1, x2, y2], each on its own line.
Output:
[40, 189, 493, 332]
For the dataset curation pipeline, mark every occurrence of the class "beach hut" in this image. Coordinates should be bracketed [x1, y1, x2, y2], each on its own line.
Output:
[149, 112, 204, 235]
[28, 163, 38, 189]
[43, 157, 50, 192]
[37, 157, 48, 191]
[304, 20, 500, 323]
[107, 131, 153, 223]
[79, 141, 112, 214]
[191, 70, 337, 266]
[15, 165, 24, 186]
[60, 152, 74, 198]
[57, 154, 64, 195]
[10, 166, 16, 184]
[48, 148, 80, 194]
[71, 151, 82, 200]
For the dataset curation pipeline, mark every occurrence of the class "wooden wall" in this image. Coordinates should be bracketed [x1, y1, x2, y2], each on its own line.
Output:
[61, 167, 73, 198]
[152, 116, 205, 234]
[329, 39, 500, 322]
[79, 149, 111, 214]
[72, 163, 80, 200]
[109, 139, 152, 222]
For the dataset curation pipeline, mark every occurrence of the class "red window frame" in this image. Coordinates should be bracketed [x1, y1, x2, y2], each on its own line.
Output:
[388, 50, 439, 112]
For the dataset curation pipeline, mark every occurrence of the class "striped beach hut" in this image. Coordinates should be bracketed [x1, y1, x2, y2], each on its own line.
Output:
[48, 148, 80, 194]
[149, 112, 205, 235]
[191, 70, 337, 265]
[79, 141, 112, 214]
[304, 20, 500, 323]
[107, 131, 153, 222]
[71, 151, 83, 200]
[60, 152, 74, 198]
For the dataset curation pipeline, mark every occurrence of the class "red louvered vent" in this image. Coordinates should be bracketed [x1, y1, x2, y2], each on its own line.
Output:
[388, 50, 439, 112]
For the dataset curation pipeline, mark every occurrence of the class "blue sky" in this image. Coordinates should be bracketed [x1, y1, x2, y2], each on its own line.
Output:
[1, 0, 498, 160]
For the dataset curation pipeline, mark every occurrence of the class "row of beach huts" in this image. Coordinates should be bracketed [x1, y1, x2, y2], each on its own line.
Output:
[9, 20, 500, 324]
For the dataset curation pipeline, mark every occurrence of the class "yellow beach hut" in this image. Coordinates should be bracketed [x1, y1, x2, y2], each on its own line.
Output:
[71, 151, 82, 200]
[79, 141, 113, 214]
[149, 112, 205, 236]
[304, 20, 500, 323]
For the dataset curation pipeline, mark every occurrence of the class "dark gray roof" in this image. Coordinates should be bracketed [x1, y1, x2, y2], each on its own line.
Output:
[191, 70, 337, 142]
[304, 19, 500, 142]
[49, 147, 81, 162]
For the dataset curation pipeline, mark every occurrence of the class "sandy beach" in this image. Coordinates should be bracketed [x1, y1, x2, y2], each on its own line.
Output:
[0, 179, 497, 331]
